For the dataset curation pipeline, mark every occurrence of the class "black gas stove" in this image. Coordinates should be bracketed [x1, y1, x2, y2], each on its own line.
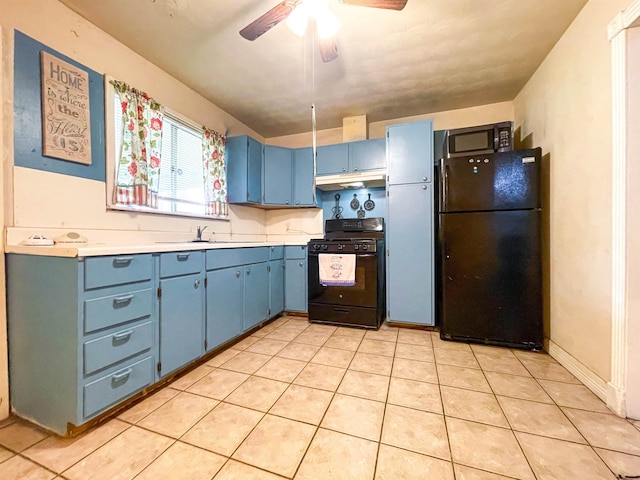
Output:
[307, 218, 386, 329]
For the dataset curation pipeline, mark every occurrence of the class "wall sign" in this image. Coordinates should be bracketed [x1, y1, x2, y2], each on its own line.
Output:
[40, 51, 92, 164]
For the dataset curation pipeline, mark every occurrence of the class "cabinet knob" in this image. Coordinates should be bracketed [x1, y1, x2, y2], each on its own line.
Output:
[194, 279, 200, 288]
[285, 201, 289, 205]
[299, 262, 304, 267]
[236, 271, 241, 278]
[246, 268, 251, 276]
[342, 168, 346, 172]
[422, 185, 427, 190]
[295, 200, 300, 205]
[423, 176, 427, 182]
[354, 167, 358, 171]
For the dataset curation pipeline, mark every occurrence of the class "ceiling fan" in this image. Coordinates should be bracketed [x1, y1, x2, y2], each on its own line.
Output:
[239, 0, 408, 63]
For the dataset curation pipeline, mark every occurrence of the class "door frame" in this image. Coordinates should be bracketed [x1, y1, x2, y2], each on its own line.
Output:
[608, 0, 640, 418]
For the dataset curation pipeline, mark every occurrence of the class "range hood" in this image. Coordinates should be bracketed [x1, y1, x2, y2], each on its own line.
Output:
[315, 170, 387, 191]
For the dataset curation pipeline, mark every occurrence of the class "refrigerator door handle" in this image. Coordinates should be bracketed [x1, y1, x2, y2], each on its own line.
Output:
[442, 164, 450, 211]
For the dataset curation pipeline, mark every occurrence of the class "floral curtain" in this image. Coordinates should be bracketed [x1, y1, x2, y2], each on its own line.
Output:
[111, 80, 164, 207]
[202, 127, 228, 216]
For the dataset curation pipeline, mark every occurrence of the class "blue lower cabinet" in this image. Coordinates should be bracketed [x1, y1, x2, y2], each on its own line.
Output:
[158, 273, 205, 377]
[269, 259, 285, 318]
[285, 258, 308, 313]
[206, 266, 244, 351]
[243, 262, 269, 330]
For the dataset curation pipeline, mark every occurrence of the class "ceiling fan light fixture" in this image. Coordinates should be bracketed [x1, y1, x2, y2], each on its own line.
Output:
[286, 4, 309, 37]
[316, 8, 340, 39]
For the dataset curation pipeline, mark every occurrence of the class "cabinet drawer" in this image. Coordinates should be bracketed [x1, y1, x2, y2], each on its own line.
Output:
[84, 321, 153, 375]
[159, 251, 203, 278]
[84, 254, 153, 290]
[206, 247, 268, 270]
[84, 356, 154, 418]
[285, 245, 307, 260]
[84, 288, 152, 334]
[269, 246, 284, 260]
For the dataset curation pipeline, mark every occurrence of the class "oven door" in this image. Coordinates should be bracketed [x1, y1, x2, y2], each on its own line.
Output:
[308, 253, 378, 307]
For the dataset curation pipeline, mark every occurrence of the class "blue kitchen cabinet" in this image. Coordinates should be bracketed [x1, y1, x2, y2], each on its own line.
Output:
[316, 139, 386, 176]
[285, 245, 308, 313]
[263, 145, 293, 205]
[316, 143, 349, 175]
[227, 135, 263, 204]
[349, 138, 386, 172]
[6, 253, 156, 435]
[206, 266, 244, 350]
[268, 246, 285, 318]
[158, 251, 205, 377]
[292, 147, 315, 206]
[206, 247, 270, 344]
[386, 119, 435, 326]
[243, 262, 269, 330]
[387, 120, 434, 185]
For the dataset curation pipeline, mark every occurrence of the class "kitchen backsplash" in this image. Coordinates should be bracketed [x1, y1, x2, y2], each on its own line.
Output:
[319, 187, 386, 223]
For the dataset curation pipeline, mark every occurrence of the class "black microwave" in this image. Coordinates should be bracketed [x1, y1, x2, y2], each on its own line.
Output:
[445, 121, 513, 158]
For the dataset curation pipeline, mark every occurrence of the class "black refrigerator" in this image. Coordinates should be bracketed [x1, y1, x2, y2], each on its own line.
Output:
[438, 148, 543, 350]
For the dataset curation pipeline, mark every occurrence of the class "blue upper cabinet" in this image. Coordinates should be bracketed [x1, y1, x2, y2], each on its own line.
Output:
[349, 138, 386, 172]
[227, 135, 263, 204]
[387, 120, 433, 185]
[293, 147, 315, 206]
[316, 139, 386, 176]
[263, 145, 293, 205]
[316, 144, 349, 175]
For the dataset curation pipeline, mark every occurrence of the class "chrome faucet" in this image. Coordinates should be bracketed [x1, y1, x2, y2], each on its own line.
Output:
[195, 226, 207, 241]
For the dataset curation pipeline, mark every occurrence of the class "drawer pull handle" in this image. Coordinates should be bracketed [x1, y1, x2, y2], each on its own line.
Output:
[177, 253, 190, 261]
[112, 330, 134, 342]
[111, 368, 133, 382]
[113, 258, 132, 268]
[112, 295, 134, 308]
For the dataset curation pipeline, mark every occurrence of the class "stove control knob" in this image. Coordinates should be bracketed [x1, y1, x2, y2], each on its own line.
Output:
[362, 244, 369, 251]
[354, 244, 359, 251]
[338, 244, 344, 251]
[313, 244, 321, 251]
[322, 244, 328, 250]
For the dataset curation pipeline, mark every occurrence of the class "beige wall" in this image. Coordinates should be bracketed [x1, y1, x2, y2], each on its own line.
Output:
[513, 0, 628, 381]
[266, 101, 514, 148]
[2, 0, 268, 242]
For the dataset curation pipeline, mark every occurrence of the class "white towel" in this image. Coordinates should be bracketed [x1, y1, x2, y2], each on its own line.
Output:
[319, 253, 356, 286]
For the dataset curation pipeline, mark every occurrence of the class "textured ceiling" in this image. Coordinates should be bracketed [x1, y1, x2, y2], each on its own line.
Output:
[58, 0, 587, 138]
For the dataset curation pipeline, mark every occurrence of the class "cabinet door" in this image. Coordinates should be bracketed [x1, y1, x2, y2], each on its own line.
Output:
[387, 120, 433, 185]
[349, 138, 386, 172]
[285, 258, 308, 313]
[269, 259, 285, 318]
[243, 262, 269, 330]
[316, 143, 348, 175]
[292, 147, 315, 206]
[247, 137, 263, 203]
[159, 274, 204, 376]
[206, 267, 244, 351]
[263, 145, 293, 205]
[386, 183, 434, 325]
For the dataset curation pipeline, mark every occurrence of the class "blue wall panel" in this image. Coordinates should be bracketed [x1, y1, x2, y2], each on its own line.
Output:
[14, 31, 106, 182]
[320, 187, 386, 223]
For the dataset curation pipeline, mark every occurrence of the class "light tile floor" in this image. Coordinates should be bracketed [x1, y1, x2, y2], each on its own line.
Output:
[2, 315, 640, 479]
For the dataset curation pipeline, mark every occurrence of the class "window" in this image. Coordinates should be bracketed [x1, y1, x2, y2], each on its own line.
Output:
[108, 84, 227, 219]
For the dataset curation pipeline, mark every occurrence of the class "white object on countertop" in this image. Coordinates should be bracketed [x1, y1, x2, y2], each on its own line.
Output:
[319, 253, 356, 286]
[54, 232, 88, 245]
[21, 234, 54, 246]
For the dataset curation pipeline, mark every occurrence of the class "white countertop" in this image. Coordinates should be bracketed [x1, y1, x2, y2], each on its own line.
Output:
[4, 241, 308, 258]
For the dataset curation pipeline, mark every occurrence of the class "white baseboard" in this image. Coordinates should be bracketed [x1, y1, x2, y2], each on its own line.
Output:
[547, 340, 609, 403]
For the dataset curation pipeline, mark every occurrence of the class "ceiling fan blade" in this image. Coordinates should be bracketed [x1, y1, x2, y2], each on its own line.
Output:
[339, 0, 407, 10]
[318, 35, 338, 63]
[239, 2, 296, 41]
